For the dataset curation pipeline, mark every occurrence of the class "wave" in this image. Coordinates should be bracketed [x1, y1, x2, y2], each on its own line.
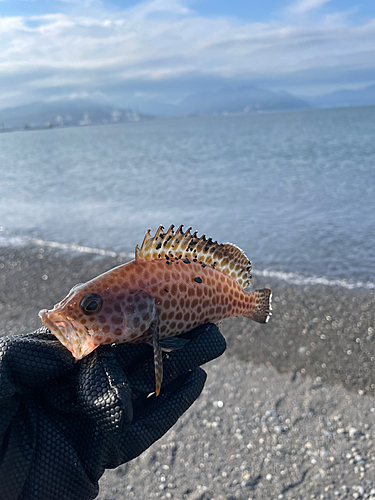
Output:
[0, 233, 374, 291]
[253, 268, 375, 290]
[0, 233, 134, 259]
[28, 237, 134, 259]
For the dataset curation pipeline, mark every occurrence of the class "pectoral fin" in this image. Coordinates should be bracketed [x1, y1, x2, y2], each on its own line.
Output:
[215, 320, 223, 331]
[159, 337, 190, 352]
[150, 319, 163, 396]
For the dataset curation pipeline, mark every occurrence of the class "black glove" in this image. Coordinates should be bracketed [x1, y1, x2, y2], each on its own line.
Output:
[0, 324, 226, 500]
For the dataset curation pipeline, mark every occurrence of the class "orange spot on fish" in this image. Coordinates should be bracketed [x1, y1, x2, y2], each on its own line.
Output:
[112, 316, 122, 325]
[129, 274, 136, 284]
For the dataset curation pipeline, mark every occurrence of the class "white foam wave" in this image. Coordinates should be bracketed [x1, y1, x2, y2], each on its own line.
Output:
[0, 233, 134, 259]
[253, 269, 375, 290]
[29, 237, 134, 259]
[1, 233, 373, 290]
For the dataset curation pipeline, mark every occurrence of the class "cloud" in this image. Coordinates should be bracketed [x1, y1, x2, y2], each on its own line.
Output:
[46, 90, 106, 101]
[0, 0, 374, 109]
[289, 0, 331, 14]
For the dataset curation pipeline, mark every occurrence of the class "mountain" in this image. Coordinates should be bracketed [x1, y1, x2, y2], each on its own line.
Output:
[0, 99, 149, 130]
[306, 84, 375, 109]
[0, 86, 311, 128]
[173, 85, 310, 115]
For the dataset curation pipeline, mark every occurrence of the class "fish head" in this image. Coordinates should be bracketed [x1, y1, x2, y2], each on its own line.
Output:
[38, 282, 126, 360]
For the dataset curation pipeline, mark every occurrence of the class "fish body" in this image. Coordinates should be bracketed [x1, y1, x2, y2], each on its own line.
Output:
[39, 225, 272, 395]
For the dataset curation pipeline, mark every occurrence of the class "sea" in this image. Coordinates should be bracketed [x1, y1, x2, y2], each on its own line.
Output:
[1, 106, 374, 290]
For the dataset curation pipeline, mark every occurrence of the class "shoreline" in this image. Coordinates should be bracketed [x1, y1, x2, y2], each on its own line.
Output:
[1, 245, 375, 498]
[1, 244, 374, 395]
[1, 232, 373, 291]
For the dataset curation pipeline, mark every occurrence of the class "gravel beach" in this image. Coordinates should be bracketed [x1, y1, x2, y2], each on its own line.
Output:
[1, 245, 375, 500]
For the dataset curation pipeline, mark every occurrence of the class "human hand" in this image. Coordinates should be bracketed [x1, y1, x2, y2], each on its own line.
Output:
[0, 324, 226, 500]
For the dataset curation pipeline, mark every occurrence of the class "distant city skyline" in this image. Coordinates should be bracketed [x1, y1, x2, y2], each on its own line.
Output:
[0, 0, 375, 111]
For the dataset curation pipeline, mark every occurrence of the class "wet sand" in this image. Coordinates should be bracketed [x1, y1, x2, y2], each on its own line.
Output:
[1, 245, 375, 499]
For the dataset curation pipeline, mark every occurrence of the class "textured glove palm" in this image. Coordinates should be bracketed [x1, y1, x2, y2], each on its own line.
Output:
[0, 324, 226, 500]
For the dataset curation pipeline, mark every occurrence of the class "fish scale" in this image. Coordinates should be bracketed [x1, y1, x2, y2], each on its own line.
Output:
[39, 225, 272, 395]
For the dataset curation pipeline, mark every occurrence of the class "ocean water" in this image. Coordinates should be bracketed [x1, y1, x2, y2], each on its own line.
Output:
[1, 106, 374, 288]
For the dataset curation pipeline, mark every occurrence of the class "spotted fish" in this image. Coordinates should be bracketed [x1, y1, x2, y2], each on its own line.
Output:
[39, 225, 272, 395]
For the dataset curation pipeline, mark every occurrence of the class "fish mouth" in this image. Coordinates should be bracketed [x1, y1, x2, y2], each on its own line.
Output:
[38, 309, 98, 360]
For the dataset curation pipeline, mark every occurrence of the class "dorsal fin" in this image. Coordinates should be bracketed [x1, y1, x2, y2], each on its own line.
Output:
[135, 225, 252, 288]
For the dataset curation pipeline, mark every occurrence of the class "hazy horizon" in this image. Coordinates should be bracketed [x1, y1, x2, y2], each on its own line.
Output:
[0, 0, 375, 112]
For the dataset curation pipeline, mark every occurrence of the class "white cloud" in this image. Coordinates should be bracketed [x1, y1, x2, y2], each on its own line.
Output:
[289, 0, 331, 14]
[46, 90, 106, 101]
[0, 16, 25, 32]
[0, 0, 374, 109]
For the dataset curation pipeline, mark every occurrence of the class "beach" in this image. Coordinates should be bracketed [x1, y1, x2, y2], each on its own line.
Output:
[1, 245, 375, 499]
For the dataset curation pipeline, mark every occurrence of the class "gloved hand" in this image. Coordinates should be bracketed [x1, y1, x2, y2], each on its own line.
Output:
[0, 324, 225, 500]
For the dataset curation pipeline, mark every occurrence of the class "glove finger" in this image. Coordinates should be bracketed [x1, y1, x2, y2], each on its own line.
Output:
[77, 349, 133, 436]
[125, 323, 226, 394]
[0, 328, 74, 401]
[104, 367, 207, 467]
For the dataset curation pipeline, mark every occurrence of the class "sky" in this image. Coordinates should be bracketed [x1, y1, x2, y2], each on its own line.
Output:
[0, 0, 375, 110]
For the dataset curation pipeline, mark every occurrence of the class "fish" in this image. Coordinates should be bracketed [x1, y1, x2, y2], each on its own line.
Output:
[39, 225, 272, 395]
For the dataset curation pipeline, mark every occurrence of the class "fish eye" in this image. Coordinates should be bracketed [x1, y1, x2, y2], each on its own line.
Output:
[80, 293, 103, 315]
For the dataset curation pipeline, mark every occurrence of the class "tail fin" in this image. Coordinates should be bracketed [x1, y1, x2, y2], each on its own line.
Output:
[245, 288, 272, 323]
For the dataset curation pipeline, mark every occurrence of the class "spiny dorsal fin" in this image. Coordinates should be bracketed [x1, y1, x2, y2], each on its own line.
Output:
[135, 225, 252, 288]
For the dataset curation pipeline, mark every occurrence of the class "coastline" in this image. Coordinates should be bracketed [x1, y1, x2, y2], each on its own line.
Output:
[1, 245, 375, 499]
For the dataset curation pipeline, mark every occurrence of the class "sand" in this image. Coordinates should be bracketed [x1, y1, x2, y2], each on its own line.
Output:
[1, 245, 375, 499]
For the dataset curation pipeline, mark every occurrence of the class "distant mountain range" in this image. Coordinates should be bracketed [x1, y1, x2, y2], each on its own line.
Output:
[174, 85, 310, 115]
[173, 84, 375, 115]
[305, 84, 375, 109]
[0, 100, 148, 130]
[0, 87, 310, 128]
[1, 84, 375, 130]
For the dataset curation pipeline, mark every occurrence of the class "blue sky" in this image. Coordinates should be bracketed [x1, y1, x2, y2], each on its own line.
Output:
[2, 0, 375, 21]
[0, 0, 375, 110]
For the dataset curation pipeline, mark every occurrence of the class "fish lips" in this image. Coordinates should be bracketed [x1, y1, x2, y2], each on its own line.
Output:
[38, 309, 98, 360]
